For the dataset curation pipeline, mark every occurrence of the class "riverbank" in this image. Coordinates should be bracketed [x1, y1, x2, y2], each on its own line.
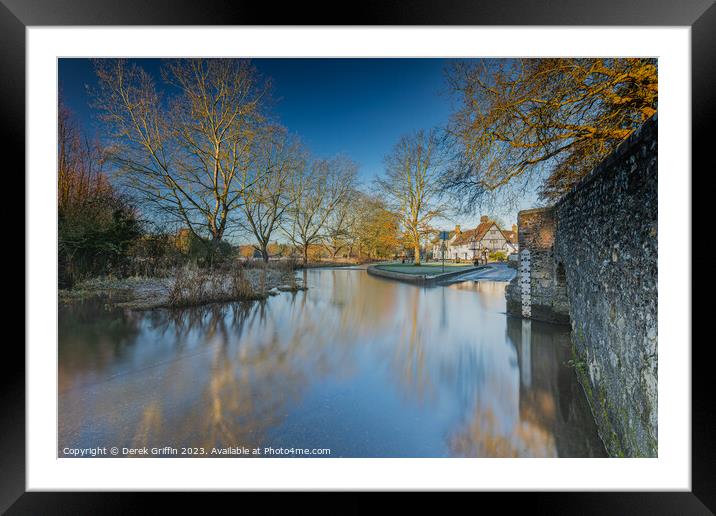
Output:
[297, 260, 363, 269]
[59, 266, 307, 310]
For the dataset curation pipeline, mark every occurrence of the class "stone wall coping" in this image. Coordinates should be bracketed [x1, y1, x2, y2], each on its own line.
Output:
[517, 207, 554, 217]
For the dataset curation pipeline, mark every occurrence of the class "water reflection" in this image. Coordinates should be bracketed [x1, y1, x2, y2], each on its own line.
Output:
[449, 318, 605, 457]
[59, 269, 605, 457]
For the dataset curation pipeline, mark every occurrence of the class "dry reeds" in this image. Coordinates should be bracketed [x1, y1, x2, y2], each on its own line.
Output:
[167, 263, 261, 307]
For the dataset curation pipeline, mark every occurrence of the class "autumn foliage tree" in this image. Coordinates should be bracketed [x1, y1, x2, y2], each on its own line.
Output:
[442, 58, 658, 204]
[58, 100, 107, 213]
[354, 196, 402, 260]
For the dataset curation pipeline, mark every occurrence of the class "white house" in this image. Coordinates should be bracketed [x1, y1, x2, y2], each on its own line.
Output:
[432, 216, 518, 262]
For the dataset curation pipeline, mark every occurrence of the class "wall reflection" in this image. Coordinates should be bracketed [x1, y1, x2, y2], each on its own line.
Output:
[449, 318, 606, 457]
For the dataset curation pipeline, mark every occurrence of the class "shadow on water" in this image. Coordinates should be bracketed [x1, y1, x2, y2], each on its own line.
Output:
[58, 269, 605, 457]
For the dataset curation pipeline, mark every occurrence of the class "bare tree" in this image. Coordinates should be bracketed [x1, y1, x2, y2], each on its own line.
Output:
[323, 187, 361, 260]
[443, 58, 658, 203]
[92, 58, 270, 259]
[377, 129, 446, 265]
[283, 155, 358, 265]
[239, 126, 305, 262]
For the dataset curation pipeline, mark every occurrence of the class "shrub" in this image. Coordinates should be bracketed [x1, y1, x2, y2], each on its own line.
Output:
[125, 232, 184, 277]
[489, 250, 508, 262]
[59, 191, 142, 287]
[184, 234, 234, 266]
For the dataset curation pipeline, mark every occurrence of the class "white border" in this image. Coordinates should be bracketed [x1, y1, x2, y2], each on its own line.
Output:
[27, 27, 691, 491]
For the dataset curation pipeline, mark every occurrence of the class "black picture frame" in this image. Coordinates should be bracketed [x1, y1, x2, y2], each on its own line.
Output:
[3, 0, 711, 511]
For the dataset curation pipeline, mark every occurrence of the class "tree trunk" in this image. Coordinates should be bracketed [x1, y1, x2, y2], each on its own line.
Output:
[303, 245, 309, 265]
[413, 243, 421, 265]
[261, 246, 269, 263]
[207, 235, 223, 268]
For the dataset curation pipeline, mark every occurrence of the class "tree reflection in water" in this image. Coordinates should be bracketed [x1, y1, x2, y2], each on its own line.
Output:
[59, 294, 143, 393]
[59, 269, 605, 457]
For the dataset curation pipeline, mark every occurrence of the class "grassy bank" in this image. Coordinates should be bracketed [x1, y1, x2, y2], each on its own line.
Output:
[59, 262, 307, 310]
[374, 263, 477, 276]
[295, 259, 364, 269]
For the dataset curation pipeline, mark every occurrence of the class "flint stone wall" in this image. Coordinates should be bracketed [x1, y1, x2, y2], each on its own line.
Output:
[506, 115, 658, 457]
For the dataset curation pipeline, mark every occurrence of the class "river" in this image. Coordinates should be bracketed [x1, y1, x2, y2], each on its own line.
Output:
[58, 266, 606, 457]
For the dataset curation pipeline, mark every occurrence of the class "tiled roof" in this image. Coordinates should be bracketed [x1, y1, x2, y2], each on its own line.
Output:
[432, 219, 518, 248]
[451, 221, 518, 246]
[452, 221, 494, 245]
[502, 230, 518, 244]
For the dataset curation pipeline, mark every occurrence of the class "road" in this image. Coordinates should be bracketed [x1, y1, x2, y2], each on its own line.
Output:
[441, 262, 516, 284]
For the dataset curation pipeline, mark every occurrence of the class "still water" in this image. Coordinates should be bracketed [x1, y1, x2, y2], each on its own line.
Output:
[59, 268, 606, 457]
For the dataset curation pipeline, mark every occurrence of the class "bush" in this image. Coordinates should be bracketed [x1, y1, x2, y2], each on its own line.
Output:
[59, 191, 142, 287]
[183, 233, 234, 266]
[124, 229, 237, 278]
[124, 232, 184, 278]
[489, 250, 508, 262]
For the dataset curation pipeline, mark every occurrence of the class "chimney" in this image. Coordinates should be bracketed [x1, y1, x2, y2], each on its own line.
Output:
[455, 225, 461, 235]
[480, 215, 489, 224]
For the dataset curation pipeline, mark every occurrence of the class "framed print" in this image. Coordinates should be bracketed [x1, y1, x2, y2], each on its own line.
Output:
[4, 0, 712, 510]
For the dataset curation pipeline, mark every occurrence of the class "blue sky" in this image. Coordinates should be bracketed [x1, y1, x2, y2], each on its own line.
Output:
[59, 58, 536, 229]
